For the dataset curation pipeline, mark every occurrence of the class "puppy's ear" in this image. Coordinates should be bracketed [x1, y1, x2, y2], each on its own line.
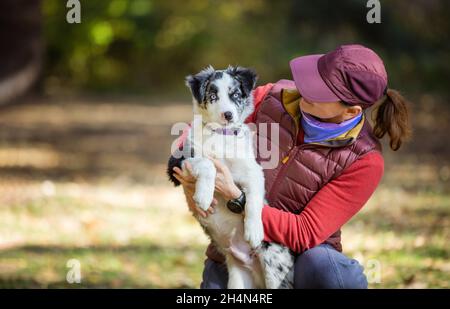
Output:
[227, 66, 258, 98]
[185, 65, 215, 104]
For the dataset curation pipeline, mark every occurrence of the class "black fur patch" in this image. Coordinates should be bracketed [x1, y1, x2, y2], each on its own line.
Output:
[207, 84, 219, 102]
[167, 147, 194, 186]
[167, 154, 184, 186]
[212, 71, 223, 80]
[226, 66, 258, 98]
[185, 67, 215, 105]
[185, 66, 228, 106]
[261, 241, 271, 249]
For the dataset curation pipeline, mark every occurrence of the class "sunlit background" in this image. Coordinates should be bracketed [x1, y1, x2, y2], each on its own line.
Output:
[0, 0, 448, 288]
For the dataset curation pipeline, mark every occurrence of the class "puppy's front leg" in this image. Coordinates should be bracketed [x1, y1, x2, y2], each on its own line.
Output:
[239, 163, 265, 249]
[183, 157, 216, 211]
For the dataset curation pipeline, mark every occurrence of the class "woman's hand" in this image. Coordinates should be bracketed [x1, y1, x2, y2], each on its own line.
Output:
[207, 156, 242, 201]
[172, 162, 217, 218]
[173, 158, 242, 217]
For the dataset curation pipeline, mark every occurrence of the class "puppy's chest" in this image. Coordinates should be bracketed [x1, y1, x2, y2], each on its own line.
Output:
[200, 130, 253, 159]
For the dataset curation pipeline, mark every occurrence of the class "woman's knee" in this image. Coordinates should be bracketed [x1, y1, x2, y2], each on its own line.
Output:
[200, 259, 228, 289]
[294, 245, 368, 289]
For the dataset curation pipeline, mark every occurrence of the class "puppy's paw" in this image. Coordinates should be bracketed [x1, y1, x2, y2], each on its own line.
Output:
[244, 218, 264, 249]
[193, 190, 214, 211]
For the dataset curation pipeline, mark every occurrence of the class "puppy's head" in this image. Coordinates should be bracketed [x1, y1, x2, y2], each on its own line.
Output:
[185, 65, 257, 126]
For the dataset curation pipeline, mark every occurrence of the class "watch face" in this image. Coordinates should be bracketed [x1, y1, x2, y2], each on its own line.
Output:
[227, 201, 244, 214]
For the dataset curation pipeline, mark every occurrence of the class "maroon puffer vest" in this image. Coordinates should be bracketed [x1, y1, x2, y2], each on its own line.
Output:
[254, 80, 382, 252]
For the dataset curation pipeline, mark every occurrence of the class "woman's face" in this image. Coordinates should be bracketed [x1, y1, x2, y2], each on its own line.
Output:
[299, 97, 361, 122]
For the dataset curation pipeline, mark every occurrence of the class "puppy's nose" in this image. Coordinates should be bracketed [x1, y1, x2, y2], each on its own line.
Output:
[223, 111, 233, 121]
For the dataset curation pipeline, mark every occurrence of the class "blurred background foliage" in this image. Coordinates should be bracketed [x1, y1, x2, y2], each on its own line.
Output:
[41, 0, 449, 98]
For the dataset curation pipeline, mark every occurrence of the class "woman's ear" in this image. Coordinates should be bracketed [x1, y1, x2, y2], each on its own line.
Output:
[345, 105, 362, 118]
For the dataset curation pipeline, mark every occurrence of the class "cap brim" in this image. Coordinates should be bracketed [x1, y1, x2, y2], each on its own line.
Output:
[289, 54, 340, 103]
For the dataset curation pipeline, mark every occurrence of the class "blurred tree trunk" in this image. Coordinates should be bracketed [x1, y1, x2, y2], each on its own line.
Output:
[0, 0, 42, 105]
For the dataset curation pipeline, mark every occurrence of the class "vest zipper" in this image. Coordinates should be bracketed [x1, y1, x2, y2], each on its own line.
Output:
[267, 146, 300, 203]
[266, 91, 303, 204]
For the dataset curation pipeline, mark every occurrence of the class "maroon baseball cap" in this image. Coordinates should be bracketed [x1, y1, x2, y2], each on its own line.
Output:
[290, 44, 388, 107]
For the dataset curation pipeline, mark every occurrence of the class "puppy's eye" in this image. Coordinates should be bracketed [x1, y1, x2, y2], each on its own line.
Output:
[232, 93, 240, 99]
[210, 94, 217, 100]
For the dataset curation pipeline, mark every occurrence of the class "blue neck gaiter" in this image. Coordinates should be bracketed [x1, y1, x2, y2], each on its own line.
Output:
[301, 110, 363, 143]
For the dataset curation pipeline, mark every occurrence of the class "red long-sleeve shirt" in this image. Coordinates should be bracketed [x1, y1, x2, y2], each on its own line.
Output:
[262, 152, 383, 253]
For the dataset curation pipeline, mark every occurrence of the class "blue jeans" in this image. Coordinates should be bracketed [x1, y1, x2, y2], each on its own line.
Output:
[200, 244, 368, 289]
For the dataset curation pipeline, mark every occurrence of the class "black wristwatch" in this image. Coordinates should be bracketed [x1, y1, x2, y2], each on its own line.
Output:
[226, 191, 246, 214]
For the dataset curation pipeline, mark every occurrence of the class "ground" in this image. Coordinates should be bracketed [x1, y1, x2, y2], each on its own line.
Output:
[0, 95, 448, 288]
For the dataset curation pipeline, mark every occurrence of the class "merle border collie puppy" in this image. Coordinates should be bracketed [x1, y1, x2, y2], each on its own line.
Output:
[167, 66, 294, 289]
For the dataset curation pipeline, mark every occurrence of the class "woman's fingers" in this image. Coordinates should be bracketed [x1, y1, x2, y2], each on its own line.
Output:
[184, 161, 194, 175]
[173, 167, 186, 182]
[206, 198, 218, 214]
[198, 209, 207, 218]
[173, 166, 190, 179]
[173, 166, 183, 175]
[172, 173, 185, 185]
[173, 166, 195, 183]
[174, 174, 194, 191]
[190, 205, 206, 218]
[172, 173, 182, 183]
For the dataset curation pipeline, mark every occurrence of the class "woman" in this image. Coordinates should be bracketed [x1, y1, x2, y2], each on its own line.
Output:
[173, 44, 411, 289]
